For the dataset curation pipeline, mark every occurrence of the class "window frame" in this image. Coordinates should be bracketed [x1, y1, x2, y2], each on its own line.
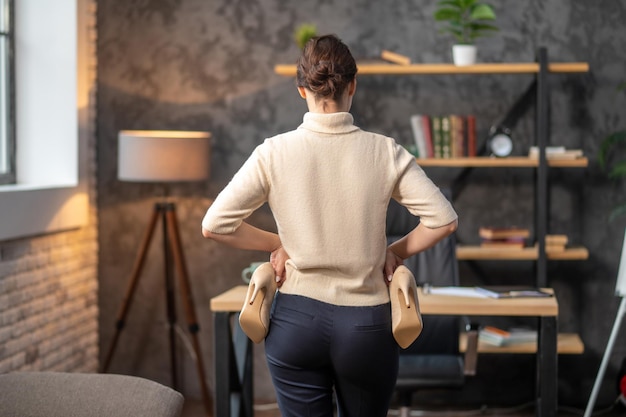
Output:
[0, 0, 15, 185]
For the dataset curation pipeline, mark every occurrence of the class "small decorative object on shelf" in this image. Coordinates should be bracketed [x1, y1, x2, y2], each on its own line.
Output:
[381, 49, 411, 65]
[488, 126, 513, 157]
[433, 0, 498, 66]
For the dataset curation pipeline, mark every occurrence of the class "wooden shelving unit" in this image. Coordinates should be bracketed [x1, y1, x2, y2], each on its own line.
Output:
[416, 156, 588, 168]
[276, 53, 589, 282]
[457, 245, 589, 261]
[459, 332, 584, 354]
[274, 62, 590, 76]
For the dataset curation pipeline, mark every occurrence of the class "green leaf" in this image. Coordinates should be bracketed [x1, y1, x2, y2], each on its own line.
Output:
[437, 0, 462, 9]
[461, 0, 477, 9]
[609, 203, 626, 222]
[609, 160, 626, 179]
[434, 8, 461, 21]
[598, 130, 626, 170]
[469, 23, 499, 32]
[470, 4, 496, 20]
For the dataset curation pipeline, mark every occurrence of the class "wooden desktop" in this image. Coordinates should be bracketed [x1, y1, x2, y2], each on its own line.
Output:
[211, 285, 559, 417]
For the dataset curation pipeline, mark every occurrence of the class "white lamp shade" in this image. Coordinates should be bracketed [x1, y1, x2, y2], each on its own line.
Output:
[118, 130, 211, 182]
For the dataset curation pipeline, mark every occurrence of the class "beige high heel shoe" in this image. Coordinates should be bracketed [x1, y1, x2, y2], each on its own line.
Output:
[239, 262, 277, 343]
[390, 265, 423, 349]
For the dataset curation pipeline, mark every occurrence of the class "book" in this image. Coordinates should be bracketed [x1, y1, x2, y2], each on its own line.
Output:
[381, 49, 411, 65]
[480, 240, 525, 249]
[441, 116, 451, 158]
[475, 286, 553, 299]
[545, 244, 566, 253]
[466, 115, 477, 157]
[449, 115, 465, 157]
[528, 146, 584, 160]
[431, 116, 443, 158]
[546, 234, 568, 246]
[479, 227, 530, 240]
[421, 115, 434, 158]
[410, 115, 429, 158]
[479, 326, 538, 346]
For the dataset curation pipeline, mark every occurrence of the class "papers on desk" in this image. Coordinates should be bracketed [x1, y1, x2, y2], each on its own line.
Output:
[422, 285, 553, 299]
[423, 286, 488, 298]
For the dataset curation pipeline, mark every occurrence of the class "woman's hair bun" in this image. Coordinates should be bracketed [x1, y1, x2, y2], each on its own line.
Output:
[296, 35, 357, 100]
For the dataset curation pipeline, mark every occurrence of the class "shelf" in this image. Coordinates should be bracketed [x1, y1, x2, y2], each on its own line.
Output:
[456, 245, 589, 261]
[459, 332, 584, 354]
[416, 156, 588, 168]
[274, 62, 590, 77]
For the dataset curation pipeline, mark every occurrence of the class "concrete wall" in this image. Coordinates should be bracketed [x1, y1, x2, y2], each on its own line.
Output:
[97, 0, 626, 408]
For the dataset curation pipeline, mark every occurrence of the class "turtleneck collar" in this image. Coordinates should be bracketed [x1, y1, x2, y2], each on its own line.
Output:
[299, 112, 360, 135]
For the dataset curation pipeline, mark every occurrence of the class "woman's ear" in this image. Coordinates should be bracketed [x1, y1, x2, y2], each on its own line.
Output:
[297, 86, 307, 99]
[348, 78, 357, 97]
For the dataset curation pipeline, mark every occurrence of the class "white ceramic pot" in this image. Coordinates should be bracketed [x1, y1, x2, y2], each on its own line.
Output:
[452, 44, 477, 66]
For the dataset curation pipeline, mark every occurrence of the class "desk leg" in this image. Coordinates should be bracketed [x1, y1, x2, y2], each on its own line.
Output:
[214, 312, 232, 417]
[214, 312, 254, 417]
[537, 316, 557, 417]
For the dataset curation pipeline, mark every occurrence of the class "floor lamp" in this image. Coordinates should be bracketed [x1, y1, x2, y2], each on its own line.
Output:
[101, 130, 212, 415]
[584, 228, 626, 417]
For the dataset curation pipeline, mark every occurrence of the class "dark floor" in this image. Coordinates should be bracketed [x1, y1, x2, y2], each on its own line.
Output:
[181, 399, 626, 417]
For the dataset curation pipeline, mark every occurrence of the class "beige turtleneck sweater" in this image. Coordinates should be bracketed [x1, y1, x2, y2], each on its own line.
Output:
[202, 112, 457, 306]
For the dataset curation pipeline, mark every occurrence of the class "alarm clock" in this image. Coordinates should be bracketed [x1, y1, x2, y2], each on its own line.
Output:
[488, 126, 513, 157]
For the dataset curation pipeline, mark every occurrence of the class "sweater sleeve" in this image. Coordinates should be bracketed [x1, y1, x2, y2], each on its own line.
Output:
[390, 143, 458, 228]
[201, 146, 270, 234]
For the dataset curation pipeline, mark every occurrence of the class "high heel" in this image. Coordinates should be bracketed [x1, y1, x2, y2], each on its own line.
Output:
[239, 262, 277, 343]
[390, 265, 423, 349]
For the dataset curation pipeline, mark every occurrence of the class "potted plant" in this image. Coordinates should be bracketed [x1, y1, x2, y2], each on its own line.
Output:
[598, 82, 626, 221]
[433, 0, 498, 66]
[294, 23, 317, 50]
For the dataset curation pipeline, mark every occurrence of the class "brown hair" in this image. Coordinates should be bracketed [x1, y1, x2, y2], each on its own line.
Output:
[296, 34, 357, 101]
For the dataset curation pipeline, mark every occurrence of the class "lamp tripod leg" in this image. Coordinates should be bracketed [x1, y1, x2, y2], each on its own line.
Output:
[101, 206, 161, 373]
[165, 206, 213, 416]
[161, 204, 179, 390]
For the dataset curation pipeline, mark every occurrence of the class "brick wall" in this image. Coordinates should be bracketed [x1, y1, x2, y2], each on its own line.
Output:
[0, 0, 98, 375]
[0, 228, 98, 373]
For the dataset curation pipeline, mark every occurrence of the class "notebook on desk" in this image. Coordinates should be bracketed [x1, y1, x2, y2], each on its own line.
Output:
[475, 286, 553, 299]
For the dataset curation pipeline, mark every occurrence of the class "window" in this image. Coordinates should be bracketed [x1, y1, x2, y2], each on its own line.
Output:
[0, 0, 14, 185]
[0, 0, 90, 241]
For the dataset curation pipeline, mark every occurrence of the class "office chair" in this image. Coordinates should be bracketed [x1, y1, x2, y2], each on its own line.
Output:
[386, 199, 478, 417]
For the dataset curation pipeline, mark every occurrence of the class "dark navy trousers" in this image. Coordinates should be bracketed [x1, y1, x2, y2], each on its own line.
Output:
[265, 292, 399, 417]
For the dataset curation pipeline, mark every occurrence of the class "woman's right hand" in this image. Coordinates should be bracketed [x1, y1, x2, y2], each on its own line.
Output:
[270, 245, 290, 288]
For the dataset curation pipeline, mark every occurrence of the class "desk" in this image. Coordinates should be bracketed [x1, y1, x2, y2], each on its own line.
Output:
[211, 286, 559, 417]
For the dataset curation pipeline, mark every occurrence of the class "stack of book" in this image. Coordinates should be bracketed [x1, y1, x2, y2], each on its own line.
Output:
[410, 114, 477, 159]
[545, 234, 568, 253]
[528, 146, 584, 160]
[479, 326, 538, 347]
[479, 227, 530, 249]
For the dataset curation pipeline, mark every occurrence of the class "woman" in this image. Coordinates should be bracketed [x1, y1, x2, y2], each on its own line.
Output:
[202, 34, 458, 417]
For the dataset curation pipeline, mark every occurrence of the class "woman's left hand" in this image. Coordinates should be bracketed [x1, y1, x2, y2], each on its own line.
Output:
[384, 248, 404, 286]
[270, 245, 290, 288]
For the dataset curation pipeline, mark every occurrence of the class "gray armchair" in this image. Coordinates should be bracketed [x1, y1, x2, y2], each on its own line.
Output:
[0, 372, 184, 417]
